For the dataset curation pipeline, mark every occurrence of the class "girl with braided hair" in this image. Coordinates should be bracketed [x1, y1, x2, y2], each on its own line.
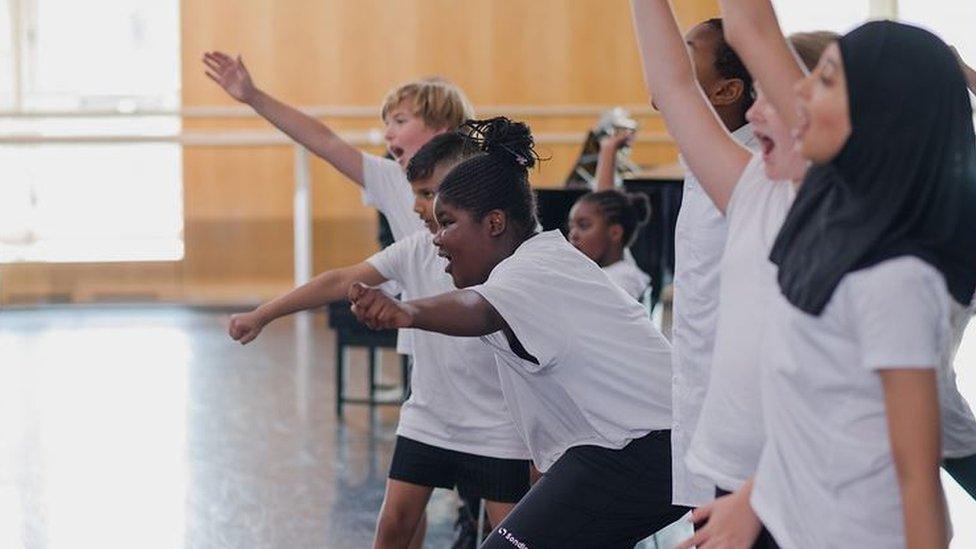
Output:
[348, 117, 689, 547]
[228, 129, 532, 549]
[568, 189, 652, 300]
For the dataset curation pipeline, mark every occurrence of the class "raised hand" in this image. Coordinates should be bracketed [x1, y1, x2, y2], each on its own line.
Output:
[203, 51, 257, 103]
[348, 283, 414, 331]
[228, 309, 268, 345]
[599, 128, 636, 152]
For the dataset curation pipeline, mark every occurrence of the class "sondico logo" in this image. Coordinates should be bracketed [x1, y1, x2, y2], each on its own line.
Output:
[496, 527, 529, 549]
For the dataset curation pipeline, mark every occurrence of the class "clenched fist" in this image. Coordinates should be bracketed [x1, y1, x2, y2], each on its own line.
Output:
[228, 309, 267, 345]
[348, 282, 414, 330]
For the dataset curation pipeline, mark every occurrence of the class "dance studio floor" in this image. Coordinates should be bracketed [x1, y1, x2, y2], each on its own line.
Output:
[0, 306, 457, 549]
[2, 305, 976, 549]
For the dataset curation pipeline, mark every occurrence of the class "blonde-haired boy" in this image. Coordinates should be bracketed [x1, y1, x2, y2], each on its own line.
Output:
[203, 52, 473, 241]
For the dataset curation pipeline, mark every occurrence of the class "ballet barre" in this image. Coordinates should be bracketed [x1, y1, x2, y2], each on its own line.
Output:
[0, 126, 674, 288]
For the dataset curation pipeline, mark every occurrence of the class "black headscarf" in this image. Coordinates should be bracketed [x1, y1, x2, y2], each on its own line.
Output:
[770, 20, 976, 316]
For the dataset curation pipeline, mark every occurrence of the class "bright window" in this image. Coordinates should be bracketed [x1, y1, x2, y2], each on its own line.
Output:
[0, 0, 182, 263]
[898, 1, 976, 81]
[771, 0, 870, 35]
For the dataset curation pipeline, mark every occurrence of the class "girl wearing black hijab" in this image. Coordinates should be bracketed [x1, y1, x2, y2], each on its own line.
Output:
[679, 20, 976, 549]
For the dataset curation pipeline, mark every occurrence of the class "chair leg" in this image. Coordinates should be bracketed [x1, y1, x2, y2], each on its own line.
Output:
[476, 498, 487, 546]
[401, 355, 411, 401]
[367, 346, 378, 409]
[336, 339, 346, 418]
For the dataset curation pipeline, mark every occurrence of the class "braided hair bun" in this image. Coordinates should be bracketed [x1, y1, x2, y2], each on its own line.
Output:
[437, 117, 542, 234]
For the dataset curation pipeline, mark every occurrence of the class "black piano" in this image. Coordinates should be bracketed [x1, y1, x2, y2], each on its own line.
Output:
[535, 163, 685, 309]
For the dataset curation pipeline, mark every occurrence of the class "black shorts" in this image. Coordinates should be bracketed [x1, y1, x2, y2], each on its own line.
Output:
[714, 488, 781, 549]
[481, 430, 690, 548]
[388, 436, 531, 503]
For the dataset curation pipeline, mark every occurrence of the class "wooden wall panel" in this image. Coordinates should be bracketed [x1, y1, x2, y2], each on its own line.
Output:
[0, 0, 719, 305]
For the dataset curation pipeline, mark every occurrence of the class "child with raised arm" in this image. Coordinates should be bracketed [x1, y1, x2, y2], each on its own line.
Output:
[349, 117, 690, 547]
[669, 8, 976, 547]
[631, 14, 763, 510]
[568, 189, 651, 300]
[227, 128, 531, 549]
[203, 52, 473, 241]
[629, 4, 832, 546]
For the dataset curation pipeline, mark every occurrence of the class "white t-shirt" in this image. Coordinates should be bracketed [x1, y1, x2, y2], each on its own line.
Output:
[361, 153, 425, 240]
[685, 154, 794, 491]
[362, 153, 426, 355]
[603, 256, 651, 300]
[469, 230, 673, 472]
[670, 123, 759, 506]
[751, 257, 951, 549]
[367, 231, 528, 459]
[939, 300, 976, 458]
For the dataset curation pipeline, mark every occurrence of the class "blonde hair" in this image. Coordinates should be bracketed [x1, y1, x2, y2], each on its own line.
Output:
[788, 31, 840, 71]
[380, 77, 475, 131]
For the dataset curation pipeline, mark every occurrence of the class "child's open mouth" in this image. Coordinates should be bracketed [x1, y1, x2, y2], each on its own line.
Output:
[438, 249, 453, 273]
[389, 146, 405, 163]
[757, 132, 775, 156]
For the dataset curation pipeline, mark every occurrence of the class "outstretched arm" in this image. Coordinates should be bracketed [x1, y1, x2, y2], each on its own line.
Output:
[630, 0, 751, 212]
[719, 0, 808, 130]
[349, 283, 506, 337]
[229, 262, 387, 344]
[203, 51, 366, 185]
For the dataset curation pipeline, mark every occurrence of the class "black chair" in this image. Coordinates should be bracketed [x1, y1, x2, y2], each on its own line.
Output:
[327, 300, 410, 417]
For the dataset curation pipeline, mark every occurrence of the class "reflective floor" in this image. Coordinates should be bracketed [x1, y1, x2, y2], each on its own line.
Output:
[1, 306, 975, 549]
[0, 306, 456, 549]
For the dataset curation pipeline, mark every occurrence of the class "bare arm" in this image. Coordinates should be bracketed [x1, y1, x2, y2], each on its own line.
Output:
[203, 51, 366, 185]
[229, 262, 387, 344]
[719, 0, 808, 130]
[880, 369, 948, 549]
[630, 0, 751, 212]
[593, 130, 634, 191]
[966, 64, 976, 95]
[349, 283, 506, 337]
[951, 47, 976, 95]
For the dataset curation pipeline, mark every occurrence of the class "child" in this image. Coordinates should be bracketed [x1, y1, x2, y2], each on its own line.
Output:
[646, 16, 762, 509]
[683, 19, 976, 549]
[202, 52, 473, 241]
[348, 117, 689, 547]
[568, 189, 651, 300]
[227, 129, 531, 549]
[203, 52, 474, 365]
[631, 4, 835, 547]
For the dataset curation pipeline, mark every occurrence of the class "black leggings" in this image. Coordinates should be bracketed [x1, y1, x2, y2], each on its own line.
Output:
[480, 431, 689, 548]
[712, 488, 780, 549]
[943, 453, 976, 500]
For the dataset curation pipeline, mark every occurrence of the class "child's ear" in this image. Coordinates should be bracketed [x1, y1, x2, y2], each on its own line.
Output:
[608, 224, 624, 245]
[486, 210, 508, 237]
[710, 78, 746, 107]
